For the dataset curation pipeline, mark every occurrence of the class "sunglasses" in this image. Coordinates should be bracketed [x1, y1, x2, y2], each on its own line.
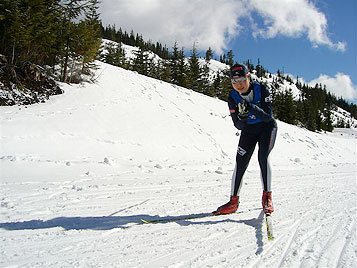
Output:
[231, 76, 248, 83]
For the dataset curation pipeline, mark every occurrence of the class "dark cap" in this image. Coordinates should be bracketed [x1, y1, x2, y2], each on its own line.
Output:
[230, 63, 249, 78]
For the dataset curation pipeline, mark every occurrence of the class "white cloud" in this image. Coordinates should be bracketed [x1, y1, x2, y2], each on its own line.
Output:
[99, 0, 345, 53]
[99, 0, 246, 54]
[249, 0, 345, 51]
[309, 73, 357, 101]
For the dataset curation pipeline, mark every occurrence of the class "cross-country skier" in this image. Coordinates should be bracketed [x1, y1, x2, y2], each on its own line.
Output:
[213, 63, 277, 216]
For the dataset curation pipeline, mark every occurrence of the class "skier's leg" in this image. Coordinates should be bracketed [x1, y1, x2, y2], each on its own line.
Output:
[213, 131, 257, 215]
[231, 131, 258, 196]
[258, 125, 277, 214]
[258, 125, 277, 191]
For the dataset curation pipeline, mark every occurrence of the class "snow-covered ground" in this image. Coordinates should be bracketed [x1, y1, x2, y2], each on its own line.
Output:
[1, 61, 356, 268]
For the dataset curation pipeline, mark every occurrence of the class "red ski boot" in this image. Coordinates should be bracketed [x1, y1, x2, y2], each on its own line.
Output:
[262, 190, 274, 214]
[212, 196, 239, 215]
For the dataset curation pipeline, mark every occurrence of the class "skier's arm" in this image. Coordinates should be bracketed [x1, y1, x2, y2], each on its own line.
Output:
[247, 85, 274, 122]
[228, 96, 246, 130]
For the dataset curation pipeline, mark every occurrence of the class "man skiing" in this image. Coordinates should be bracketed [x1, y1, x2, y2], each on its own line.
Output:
[213, 63, 277, 216]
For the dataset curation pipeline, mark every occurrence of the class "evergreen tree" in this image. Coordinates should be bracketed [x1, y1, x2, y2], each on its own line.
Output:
[187, 43, 202, 92]
[219, 54, 226, 64]
[78, 0, 101, 75]
[129, 30, 135, 46]
[256, 58, 263, 78]
[170, 42, 180, 85]
[132, 47, 150, 76]
[273, 89, 296, 125]
[177, 47, 188, 88]
[56, 0, 103, 82]
[244, 60, 254, 72]
[226, 50, 234, 66]
[103, 42, 126, 68]
[201, 60, 212, 96]
[160, 60, 171, 83]
[217, 69, 231, 100]
[212, 72, 223, 98]
[323, 107, 334, 132]
[168, 42, 188, 87]
[205, 47, 213, 62]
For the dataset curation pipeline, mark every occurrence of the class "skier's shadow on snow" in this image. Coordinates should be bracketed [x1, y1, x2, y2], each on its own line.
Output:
[0, 214, 166, 231]
[0, 211, 265, 253]
[0, 213, 236, 231]
[1, 211, 265, 255]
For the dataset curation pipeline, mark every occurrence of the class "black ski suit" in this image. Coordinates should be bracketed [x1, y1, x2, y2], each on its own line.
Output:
[228, 82, 277, 196]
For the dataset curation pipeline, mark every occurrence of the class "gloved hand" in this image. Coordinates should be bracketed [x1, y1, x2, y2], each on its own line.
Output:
[237, 100, 249, 120]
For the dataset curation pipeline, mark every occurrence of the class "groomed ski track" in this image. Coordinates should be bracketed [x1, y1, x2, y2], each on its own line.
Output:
[1, 166, 356, 267]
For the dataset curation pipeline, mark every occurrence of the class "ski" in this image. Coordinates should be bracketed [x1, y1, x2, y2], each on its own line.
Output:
[265, 213, 274, 240]
[140, 208, 260, 224]
[140, 213, 216, 224]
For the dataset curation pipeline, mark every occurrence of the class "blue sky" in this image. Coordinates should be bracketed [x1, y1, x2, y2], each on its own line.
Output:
[99, 0, 357, 103]
[229, 0, 356, 102]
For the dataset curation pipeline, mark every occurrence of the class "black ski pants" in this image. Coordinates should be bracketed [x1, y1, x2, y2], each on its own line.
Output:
[231, 121, 277, 196]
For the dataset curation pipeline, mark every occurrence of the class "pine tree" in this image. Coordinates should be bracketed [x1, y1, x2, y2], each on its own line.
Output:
[147, 56, 157, 79]
[187, 43, 201, 92]
[217, 69, 231, 100]
[129, 30, 136, 46]
[201, 60, 211, 95]
[177, 47, 188, 88]
[132, 47, 150, 76]
[280, 89, 296, 125]
[160, 61, 171, 83]
[205, 47, 213, 62]
[219, 54, 226, 64]
[256, 58, 262, 78]
[103, 42, 126, 68]
[305, 102, 316, 131]
[244, 60, 254, 72]
[212, 72, 223, 98]
[170, 42, 180, 85]
[226, 50, 234, 66]
[54, 0, 103, 82]
[323, 107, 334, 132]
[78, 0, 101, 75]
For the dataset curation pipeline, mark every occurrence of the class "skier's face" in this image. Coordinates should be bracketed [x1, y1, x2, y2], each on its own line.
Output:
[232, 74, 250, 94]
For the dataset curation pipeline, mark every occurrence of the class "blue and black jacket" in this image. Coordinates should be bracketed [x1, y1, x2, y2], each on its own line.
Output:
[228, 82, 276, 131]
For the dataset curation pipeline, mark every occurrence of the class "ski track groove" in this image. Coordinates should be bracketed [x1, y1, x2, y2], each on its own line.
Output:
[275, 201, 335, 268]
[315, 215, 355, 268]
[277, 219, 304, 268]
[336, 218, 357, 268]
[245, 218, 302, 268]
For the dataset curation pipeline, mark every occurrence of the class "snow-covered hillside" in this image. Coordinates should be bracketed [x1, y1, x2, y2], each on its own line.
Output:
[1, 61, 356, 267]
[101, 39, 357, 129]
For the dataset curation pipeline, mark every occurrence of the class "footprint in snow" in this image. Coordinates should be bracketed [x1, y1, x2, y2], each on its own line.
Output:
[154, 164, 163, 169]
[215, 167, 224, 174]
[103, 157, 112, 165]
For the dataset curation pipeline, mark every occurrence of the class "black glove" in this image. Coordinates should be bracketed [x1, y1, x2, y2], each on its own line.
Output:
[237, 100, 249, 120]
